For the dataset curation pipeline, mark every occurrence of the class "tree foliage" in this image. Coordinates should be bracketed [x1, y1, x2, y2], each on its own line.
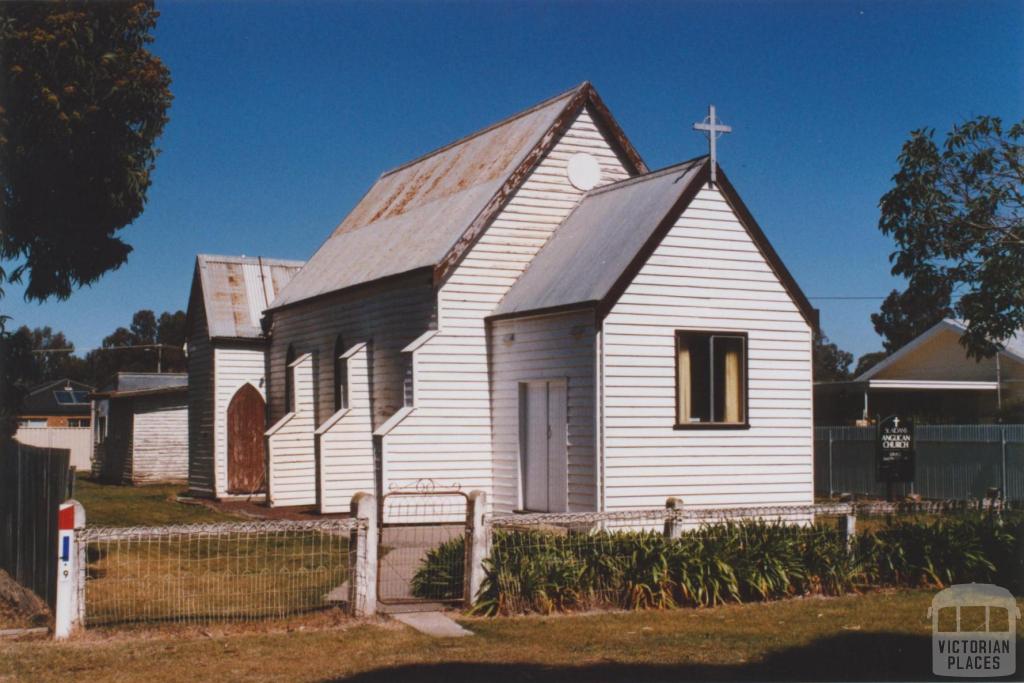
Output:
[854, 351, 888, 378]
[871, 273, 954, 354]
[813, 330, 853, 382]
[0, 1, 172, 302]
[879, 116, 1024, 358]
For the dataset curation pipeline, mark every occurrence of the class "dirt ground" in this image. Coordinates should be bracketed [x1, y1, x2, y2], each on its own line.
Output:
[0, 571, 49, 631]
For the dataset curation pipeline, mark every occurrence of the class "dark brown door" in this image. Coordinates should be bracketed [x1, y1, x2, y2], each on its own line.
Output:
[227, 383, 266, 494]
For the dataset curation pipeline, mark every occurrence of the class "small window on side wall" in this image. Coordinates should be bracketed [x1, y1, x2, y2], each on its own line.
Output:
[334, 335, 348, 412]
[402, 356, 414, 408]
[285, 345, 296, 413]
[676, 331, 747, 427]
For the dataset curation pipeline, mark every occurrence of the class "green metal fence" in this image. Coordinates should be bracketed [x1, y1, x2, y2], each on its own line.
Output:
[814, 425, 1024, 500]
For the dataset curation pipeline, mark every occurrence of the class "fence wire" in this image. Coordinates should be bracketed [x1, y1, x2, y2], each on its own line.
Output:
[78, 518, 361, 626]
[379, 491, 467, 604]
[473, 501, 1021, 615]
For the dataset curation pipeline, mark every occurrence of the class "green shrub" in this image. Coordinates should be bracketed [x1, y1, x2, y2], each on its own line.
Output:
[414, 510, 1024, 616]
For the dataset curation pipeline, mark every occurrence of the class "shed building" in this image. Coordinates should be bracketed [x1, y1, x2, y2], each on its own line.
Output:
[184, 254, 304, 499]
[260, 82, 817, 514]
[91, 373, 189, 484]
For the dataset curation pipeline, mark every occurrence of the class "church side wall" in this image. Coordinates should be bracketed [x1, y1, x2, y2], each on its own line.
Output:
[186, 296, 215, 497]
[381, 108, 630, 503]
[489, 310, 597, 513]
[267, 353, 316, 506]
[317, 344, 374, 513]
[266, 271, 435, 433]
[213, 345, 267, 498]
[602, 187, 814, 510]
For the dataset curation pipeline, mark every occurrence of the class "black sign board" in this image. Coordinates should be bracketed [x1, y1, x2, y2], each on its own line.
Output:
[876, 415, 915, 483]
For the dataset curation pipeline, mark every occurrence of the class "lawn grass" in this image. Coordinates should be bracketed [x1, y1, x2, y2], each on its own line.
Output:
[3, 589, 1020, 682]
[72, 477, 238, 527]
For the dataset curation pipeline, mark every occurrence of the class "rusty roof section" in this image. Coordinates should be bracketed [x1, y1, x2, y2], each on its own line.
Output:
[191, 254, 305, 340]
[269, 82, 646, 310]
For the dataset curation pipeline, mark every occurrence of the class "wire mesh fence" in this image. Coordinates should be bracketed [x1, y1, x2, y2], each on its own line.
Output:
[78, 518, 361, 626]
[378, 490, 467, 604]
[467, 501, 1024, 616]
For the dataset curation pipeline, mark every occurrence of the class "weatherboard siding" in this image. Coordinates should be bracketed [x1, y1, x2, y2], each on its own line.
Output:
[187, 288, 215, 497]
[601, 187, 814, 510]
[489, 311, 597, 513]
[213, 346, 267, 498]
[130, 394, 189, 483]
[266, 271, 435, 433]
[266, 353, 316, 507]
[382, 108, 630, 501]
[317, 344, 374, 513]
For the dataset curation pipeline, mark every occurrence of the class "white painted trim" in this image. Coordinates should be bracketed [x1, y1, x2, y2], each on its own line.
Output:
[265, 411, 295, 437]
[401, 329, 438, 353]
[867, 379, 999, 391]
[315, 407, 351, 435]
[339, 341, 367, 360]
[374, 406, 414, 437]
[288, 352, 313, 369]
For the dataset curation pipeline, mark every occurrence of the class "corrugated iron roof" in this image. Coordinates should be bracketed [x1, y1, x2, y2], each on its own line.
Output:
[194, 254, 304, 339]
[492, 157, 708, 318]
[269, 82, 646, 310]
[113, 372, 187, 392]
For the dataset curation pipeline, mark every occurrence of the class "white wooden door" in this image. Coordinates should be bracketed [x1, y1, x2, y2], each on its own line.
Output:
[520, 379, 568, 512]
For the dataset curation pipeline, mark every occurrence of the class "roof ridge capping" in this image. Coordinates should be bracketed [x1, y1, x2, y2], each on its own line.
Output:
[197, 253, 305, 266]
[378, 82, 591, 180]
[585, 155, 710, 197]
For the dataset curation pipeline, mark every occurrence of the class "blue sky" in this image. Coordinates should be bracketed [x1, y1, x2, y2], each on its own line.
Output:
[4, 0, 1023, 361]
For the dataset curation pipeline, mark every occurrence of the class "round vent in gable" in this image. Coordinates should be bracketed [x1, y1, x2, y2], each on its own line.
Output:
[566, 152, 602, 191]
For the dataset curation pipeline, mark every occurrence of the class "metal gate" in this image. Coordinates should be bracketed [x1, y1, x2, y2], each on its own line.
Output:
[377, 484, 468, 605]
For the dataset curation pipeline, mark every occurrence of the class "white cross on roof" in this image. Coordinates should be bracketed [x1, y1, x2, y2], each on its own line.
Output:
[693, 104, 732, 184]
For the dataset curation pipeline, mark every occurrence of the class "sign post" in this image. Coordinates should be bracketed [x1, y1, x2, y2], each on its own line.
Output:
[876, 415, 915, 500]
[54, 500, 84, 640]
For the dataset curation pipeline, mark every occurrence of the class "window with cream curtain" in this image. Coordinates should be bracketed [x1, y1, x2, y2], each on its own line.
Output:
[676, 331, 747, 426]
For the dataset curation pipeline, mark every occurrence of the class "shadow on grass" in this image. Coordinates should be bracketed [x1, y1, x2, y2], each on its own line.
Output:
[330, 631, 1021, 682]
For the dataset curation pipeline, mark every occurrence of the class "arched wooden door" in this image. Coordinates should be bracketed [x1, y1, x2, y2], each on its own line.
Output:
[227, 383, 267, 494]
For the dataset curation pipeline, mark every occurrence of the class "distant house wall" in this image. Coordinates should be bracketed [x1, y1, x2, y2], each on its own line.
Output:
[131, 393, 189, 483]
[13, 427, 93, 469]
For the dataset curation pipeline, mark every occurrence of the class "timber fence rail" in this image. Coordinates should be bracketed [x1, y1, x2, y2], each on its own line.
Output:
[78, 518, 363, 626]
[0, 439, 71, 611]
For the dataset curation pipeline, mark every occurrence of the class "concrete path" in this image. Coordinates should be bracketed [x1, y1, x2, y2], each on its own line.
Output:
[392, 611, 473, 638]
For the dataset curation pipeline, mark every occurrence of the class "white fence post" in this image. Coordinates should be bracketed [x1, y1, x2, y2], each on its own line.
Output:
[54, 499, 85, 640]
[839, 506, 857, 553]
[664, 497, 684, 539]
[464, 490, 488, 607]
[349, 491, 377, 616]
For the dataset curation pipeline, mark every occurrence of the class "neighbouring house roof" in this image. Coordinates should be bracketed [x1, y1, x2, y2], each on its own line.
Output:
[491, 157, 818, 328]
[192, 254, 304, 340]
[93, 372, 188, 400]
[853, 318, 1024, 383]
[268, 82, 646, 311]
[19, 378, 95, 417]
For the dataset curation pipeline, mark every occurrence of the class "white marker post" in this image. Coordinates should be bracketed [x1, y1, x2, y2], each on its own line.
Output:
[54, 500, 84, 640]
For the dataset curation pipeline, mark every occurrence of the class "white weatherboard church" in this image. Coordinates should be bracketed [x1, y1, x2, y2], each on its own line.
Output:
[192, 82, 817, 514]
